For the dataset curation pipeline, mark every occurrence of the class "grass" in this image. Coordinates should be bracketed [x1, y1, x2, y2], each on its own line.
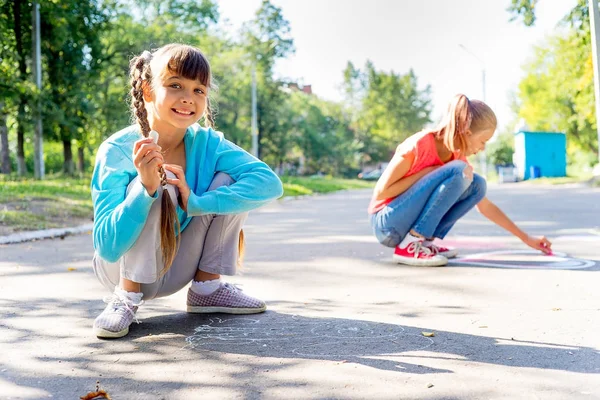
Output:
[0, 210, 52, 231]
[281, 176, 375, 197]
[0, 174, 93, 232]
[0, 175, 92, 202]
[0, 174, 374, 232]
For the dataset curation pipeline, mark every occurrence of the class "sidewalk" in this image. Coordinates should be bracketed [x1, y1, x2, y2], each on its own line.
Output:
[1, 183, 599, 399]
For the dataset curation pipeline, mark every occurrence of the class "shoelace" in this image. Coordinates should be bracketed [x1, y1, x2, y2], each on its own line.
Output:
[102, 293, 144, 324]
[407, 241, 433, 258]
[427, 243, 440, 255]
[222, 282, 243, 293]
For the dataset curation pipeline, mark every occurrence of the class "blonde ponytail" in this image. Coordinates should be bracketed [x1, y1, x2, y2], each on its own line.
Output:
[432, 94, 497, 155]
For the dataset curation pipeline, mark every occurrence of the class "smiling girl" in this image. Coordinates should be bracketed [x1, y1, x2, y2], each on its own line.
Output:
[91, 44, 282, 338]
[369, 94, 552, 267]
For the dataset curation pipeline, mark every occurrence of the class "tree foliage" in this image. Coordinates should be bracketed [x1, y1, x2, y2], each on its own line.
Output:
[344, 61, 432, 163]
[0, 0, 433, 178]
[510, 0, 598, 159]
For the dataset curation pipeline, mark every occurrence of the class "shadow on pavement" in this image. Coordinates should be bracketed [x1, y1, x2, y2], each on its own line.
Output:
[131, 310, 599, 375]
[1, 298, 598, 398]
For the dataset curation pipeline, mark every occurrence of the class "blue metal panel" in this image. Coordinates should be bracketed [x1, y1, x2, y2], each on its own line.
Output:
[518, 132, 566, 179]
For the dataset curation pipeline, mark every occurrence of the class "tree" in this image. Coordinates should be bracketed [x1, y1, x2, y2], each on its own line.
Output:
[0, 0, 18, 173]
[346, 62, 432, 163]
[507, 0, 538, 27]
[509, 0, 598, 159]
[38, 0, 112, 174]
[125, 0, 219, 31]
[242, 0, 294, 164]
[487, 132, 515, 166]
[517, 32, 597, 154]
[5, 0, 33, 175]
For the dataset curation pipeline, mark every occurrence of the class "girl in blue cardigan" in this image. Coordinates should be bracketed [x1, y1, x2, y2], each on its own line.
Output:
[91, 43, 283, 338]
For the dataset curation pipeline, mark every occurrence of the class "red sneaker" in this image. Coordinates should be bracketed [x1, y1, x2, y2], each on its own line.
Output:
[425, 243, 459, 259]
[393, 241, 448, 267]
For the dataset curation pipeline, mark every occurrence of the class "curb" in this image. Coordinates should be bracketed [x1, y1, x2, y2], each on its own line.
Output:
[0, 223, 94, 245]
[1, 190, 365, 245]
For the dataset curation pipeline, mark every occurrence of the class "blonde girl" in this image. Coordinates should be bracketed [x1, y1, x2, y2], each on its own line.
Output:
[369, 94, 552, 267]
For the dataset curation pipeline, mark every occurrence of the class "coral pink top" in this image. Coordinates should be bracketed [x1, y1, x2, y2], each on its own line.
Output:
[368, 131, 467, 214]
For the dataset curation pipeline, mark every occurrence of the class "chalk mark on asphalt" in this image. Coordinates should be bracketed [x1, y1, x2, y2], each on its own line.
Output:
[450, 250, 596, 270]
[185, 316, 434, 358]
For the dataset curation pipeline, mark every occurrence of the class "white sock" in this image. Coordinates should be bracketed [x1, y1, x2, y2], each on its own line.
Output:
[399, 233, 423, 249]
[115, 286, 143, 304]
[191, 278, 222, 296]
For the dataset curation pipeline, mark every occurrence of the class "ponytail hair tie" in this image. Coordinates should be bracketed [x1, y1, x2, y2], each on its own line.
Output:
[141, 50, 152, 62]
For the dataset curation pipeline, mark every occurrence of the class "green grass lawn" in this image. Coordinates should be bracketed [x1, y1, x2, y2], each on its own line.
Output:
[281, 176, 374, 196]
[0, 175, 94, 232]
[0, 175, 374, 233]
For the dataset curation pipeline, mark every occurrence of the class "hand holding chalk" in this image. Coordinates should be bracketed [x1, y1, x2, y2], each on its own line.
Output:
[522, 235, 553, 255]
[132, 130, 163, 196]
[542, 242, 554, 256]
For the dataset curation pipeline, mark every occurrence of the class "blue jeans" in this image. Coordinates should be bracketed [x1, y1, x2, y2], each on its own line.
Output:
[371, 160, 487, 248]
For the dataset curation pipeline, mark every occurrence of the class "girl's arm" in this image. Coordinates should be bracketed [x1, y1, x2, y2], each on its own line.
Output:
[373, 151, 437, 200]
[476, 197, 553, 254]
[92, 142, 158, 263]
[186, 134, 283, 216]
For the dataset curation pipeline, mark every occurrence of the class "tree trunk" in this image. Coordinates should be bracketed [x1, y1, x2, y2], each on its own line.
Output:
[17, 103, 26, 175]
[0, 102, 11, 174]
[14, 0, 27, 176]
[77, 145, 85, 173]
[63, 139, 74, 175]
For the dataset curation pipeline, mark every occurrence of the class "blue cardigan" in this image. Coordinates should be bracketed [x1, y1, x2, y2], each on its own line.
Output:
[91, 123, 283, 262]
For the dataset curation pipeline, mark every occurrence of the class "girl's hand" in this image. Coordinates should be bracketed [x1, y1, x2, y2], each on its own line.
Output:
[133, 138, 164, 196]
[522, 235, 553, 255]
[163, 164, 191, 212]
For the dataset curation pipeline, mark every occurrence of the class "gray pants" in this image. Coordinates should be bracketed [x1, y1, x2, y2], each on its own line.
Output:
[93, 173, 248, 300]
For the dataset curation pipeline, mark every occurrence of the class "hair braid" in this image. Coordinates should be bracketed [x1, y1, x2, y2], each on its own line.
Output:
[205, 97, 215, 128]
[129, 51, 180, 275]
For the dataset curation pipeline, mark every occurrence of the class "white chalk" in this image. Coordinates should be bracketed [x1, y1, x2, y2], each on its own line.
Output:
[149, 130, 159, 144]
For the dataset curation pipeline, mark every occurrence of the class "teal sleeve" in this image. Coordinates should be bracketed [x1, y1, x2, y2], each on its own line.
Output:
[92, 143, 157, 263]
[186, 138, 283, 215]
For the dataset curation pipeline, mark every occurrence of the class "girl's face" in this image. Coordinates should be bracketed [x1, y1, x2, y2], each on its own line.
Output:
[465, 128, 495, 156]
[146, 71, 208, 133]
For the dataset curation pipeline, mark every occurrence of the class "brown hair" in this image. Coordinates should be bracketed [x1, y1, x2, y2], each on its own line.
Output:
[430, 94, 497, 154]
[129, 44, 244, 273]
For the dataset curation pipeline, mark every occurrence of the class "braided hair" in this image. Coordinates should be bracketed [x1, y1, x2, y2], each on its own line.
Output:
[129, 49, 180, 275]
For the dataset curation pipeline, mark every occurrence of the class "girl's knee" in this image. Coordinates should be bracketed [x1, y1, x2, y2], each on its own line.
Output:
[441, 160, 472, 186]
[471, 173, 487, 196]
[208, 172, 234, 191]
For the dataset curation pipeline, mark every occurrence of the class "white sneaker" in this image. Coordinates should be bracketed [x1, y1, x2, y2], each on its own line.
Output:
[93, 290, 143, 338]
[187, 283, 266, 314]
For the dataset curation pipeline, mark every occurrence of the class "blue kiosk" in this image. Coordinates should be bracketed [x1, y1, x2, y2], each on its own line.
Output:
[513, 129, 567, 180]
